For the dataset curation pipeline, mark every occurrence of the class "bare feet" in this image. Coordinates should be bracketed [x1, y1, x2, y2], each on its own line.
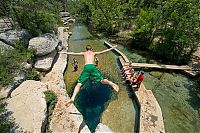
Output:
[112, 84, 119, 92]
[66, 99, 74, 107]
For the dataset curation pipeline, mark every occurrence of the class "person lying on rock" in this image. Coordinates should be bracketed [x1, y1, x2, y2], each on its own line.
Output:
[59, 44, 119, 107]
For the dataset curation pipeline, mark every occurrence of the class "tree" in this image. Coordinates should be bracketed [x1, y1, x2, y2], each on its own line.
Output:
[130, 0, 200, 64]
[10, 0, 62, 36]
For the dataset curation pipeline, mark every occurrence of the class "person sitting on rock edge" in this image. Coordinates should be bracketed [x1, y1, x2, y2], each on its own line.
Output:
[132, 71, 145, 91]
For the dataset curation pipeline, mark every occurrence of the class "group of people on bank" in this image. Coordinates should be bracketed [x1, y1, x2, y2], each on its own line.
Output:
[121, 63, 145, 91]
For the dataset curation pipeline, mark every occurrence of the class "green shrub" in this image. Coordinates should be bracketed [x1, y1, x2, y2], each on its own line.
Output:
[0, 102, 15, 132]
[0, 49, 35, 86]
[26, 68, 40, 81]
[12, 0, 61, 37]
[44, 90, 57, 133]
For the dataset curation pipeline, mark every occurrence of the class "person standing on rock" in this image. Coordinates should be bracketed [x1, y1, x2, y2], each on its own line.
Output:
[72, 58, 79, 71]
[59, 44, 119, 107]
[95, 57, 99, 66]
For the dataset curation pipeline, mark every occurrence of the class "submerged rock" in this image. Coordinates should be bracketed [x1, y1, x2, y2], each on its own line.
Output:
[149, 71, 163, 79]
[95, 123, 113, 133]
[7, 80, 47, 133]
[0, 73, 26, 99]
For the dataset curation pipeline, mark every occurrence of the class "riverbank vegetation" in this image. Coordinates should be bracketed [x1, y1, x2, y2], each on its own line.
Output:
[0, 0, 66, 86]
[0, 0, 63, 36]
[0, 46, 35, 86]
[67, 0, 200, 64]
[44, 90, 57, 133]
[0, 101, 15, 132]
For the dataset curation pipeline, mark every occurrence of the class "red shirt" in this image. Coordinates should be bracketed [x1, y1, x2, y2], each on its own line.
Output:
[136, 75, 144, 85]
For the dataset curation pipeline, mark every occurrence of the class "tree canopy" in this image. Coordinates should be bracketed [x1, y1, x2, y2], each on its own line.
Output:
[67, 0, 200, 64]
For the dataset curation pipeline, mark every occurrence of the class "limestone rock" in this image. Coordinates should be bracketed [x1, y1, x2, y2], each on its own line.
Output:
[28, 33, 58, 56]
[95, 123, 113, 133]
[62, 17, 71, 21]
[34, 50, 57, 71]
[60, 12, 70, 17]
[68, 19, 75, 23]
[0, 73, 26, 99]
[22, 62, 32, 71]
[7, 80, 47, 133]
[0, 29, 31, 46]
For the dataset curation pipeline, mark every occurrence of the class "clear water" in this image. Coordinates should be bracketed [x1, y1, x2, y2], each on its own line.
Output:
[116, 44, 200, 132]
[64, 24, 137, 132]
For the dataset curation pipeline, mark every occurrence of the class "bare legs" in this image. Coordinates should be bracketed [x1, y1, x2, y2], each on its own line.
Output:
[66, 83, 82, 107]
[101, 79, 119, 92]
[66, 79, 119, 107]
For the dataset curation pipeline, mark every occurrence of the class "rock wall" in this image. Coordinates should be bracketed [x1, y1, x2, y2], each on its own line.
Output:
[0, 29, 31, 50]
[28, 33, 59, 71]
[41, 27, 90, 132]
[7, 80, 47, 132]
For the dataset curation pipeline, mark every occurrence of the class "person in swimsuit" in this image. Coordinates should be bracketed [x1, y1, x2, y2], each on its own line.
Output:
[95, 57, 99, 66]
[72, 58, 79, 71]
[59, 44, 119, 107]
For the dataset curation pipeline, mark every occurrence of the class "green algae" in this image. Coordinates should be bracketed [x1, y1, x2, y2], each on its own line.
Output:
[64, 24, 136, 132]
[116, 43, 200, 133]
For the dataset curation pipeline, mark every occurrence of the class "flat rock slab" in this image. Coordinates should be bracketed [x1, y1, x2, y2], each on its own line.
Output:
[135, 84, 165, 133]
[34, 50, 57, 71]
[7, 80, 47, 133]
[29, 33, 58, 56]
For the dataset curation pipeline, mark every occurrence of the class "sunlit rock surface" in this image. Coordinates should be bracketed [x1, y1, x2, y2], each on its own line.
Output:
[7, 80, 47, 132]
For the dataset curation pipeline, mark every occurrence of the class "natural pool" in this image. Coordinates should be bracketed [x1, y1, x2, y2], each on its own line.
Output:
[64, 24, 200, 133]
[116, 45, 200, 132]
[64, 24, 137, 132]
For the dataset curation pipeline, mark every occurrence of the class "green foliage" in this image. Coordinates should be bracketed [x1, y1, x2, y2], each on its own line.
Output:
[11, 0, 62, 36]
[0, 102, 15, 132]
[44, 90, 57, 133]
[130, 8, 161, 48]
[0, 49, 35, 86]
[70, 0, 199, 64]
[26, 68, 40, 81]
[44, 90, 57, 114]
[130, 0, 200, 64]
[71, 0, 126, 34]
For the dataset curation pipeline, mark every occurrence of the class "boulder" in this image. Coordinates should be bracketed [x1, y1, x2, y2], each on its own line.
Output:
[62, 17, 71, 21]
[34, 50, 57, 71]
[0, 41, 13, 50]
[7, 80, 47, 133]
[0, 29, 31, 47]
[28, 33, 58, 56]
[68, 19, 75, 23]
[60, 12, 70, 17]
[95, 123, 113, 133]
[0, 73, 26, 99]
